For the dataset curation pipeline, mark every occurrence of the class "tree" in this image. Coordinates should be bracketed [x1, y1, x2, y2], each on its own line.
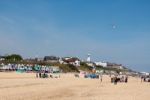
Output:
[80, 62, 88, 66]
[79, 62, 92, 71]
[5, 54, 23, 61]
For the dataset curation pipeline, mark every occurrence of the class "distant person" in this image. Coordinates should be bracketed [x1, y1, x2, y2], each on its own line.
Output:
[99, 74, 103, 83]
[36, 72, 38, 78]
[125, 76, 128, 83]
[141, 76, 144, 82]
[121, 76, 124, 82]
[111, 77, 113, 83]
[111, 75, 115, 83]
[43, 72, 46, 78]
[114, 76, 117, 85]
[144, 77, 146, 82]
[39, 72, 42, 78]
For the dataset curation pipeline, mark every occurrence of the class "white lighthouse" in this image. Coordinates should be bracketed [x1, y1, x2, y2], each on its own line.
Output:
[87, 54, 91, 62]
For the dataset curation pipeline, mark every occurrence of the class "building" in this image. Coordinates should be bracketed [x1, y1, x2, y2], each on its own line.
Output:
[60, 57, 80, 67]
[86, 62, 95, 67]
[36, 58, 44, 62]
[87, 54, 91, 62]
[0, 56, 5, 61]
[44, 56, 59, 63]
[95, 61, 107, 67]
[140, 72, 150, 76]
[107, 62, 123, 69]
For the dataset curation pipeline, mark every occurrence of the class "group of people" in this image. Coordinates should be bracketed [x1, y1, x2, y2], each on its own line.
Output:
[36, 72, 48, 78]
[111, 75, 128, 85]
[141, 75, 150, 82]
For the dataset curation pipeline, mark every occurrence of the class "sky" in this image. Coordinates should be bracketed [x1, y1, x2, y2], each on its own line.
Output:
[0, 0, 150, 72]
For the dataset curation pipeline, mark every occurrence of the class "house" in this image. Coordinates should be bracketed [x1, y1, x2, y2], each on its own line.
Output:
[107, 62, 123, 69]
[95, 61, 107, 67]
[0, 56, 5, 61]
[86, 62, 95, 67]
[60, 57, 80, 67]
[59, 58, 67, 64]
[36, 58, 44, 62]
[140, 72, 150, 76]
[44, 56, 59, 63]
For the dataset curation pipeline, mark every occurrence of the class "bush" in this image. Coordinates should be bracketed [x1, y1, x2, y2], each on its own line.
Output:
[5, 54, 22, 61]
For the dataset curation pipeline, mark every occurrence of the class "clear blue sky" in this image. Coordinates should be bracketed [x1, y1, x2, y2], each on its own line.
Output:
[0, 0, 150, 72]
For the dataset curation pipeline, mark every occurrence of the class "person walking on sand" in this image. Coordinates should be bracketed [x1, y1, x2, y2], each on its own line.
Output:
[39, 72, 42, 78]
[141, 76, 144, 82]
[114, 76, 118, 85]
[99, 74, 103, 83]
[36, 72, 38, 78]
[125, 76, 128, 83]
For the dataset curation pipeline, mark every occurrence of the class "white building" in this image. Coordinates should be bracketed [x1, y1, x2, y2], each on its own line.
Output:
[87, 54, 91, 62]
[86, 62, 94, 67]
[74, 60, 80, 67]
[140, 72, 150, 76]
[95, 61, 107, 67]
[0, 56, 5, 61]
[59, 57, 80, 66]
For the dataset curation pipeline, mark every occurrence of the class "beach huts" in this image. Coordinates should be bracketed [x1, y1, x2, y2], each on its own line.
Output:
[0, 63, 60, 73]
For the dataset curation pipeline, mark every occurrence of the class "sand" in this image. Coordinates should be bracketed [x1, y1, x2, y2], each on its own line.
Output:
[0, 72, 149, 100]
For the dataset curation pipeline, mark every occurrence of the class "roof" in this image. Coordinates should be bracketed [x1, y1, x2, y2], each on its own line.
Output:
[44, 56, 59, 61]
[63, 57, 80, 62]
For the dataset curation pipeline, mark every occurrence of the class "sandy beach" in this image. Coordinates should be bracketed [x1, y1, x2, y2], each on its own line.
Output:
[0, 72, 149, 100]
